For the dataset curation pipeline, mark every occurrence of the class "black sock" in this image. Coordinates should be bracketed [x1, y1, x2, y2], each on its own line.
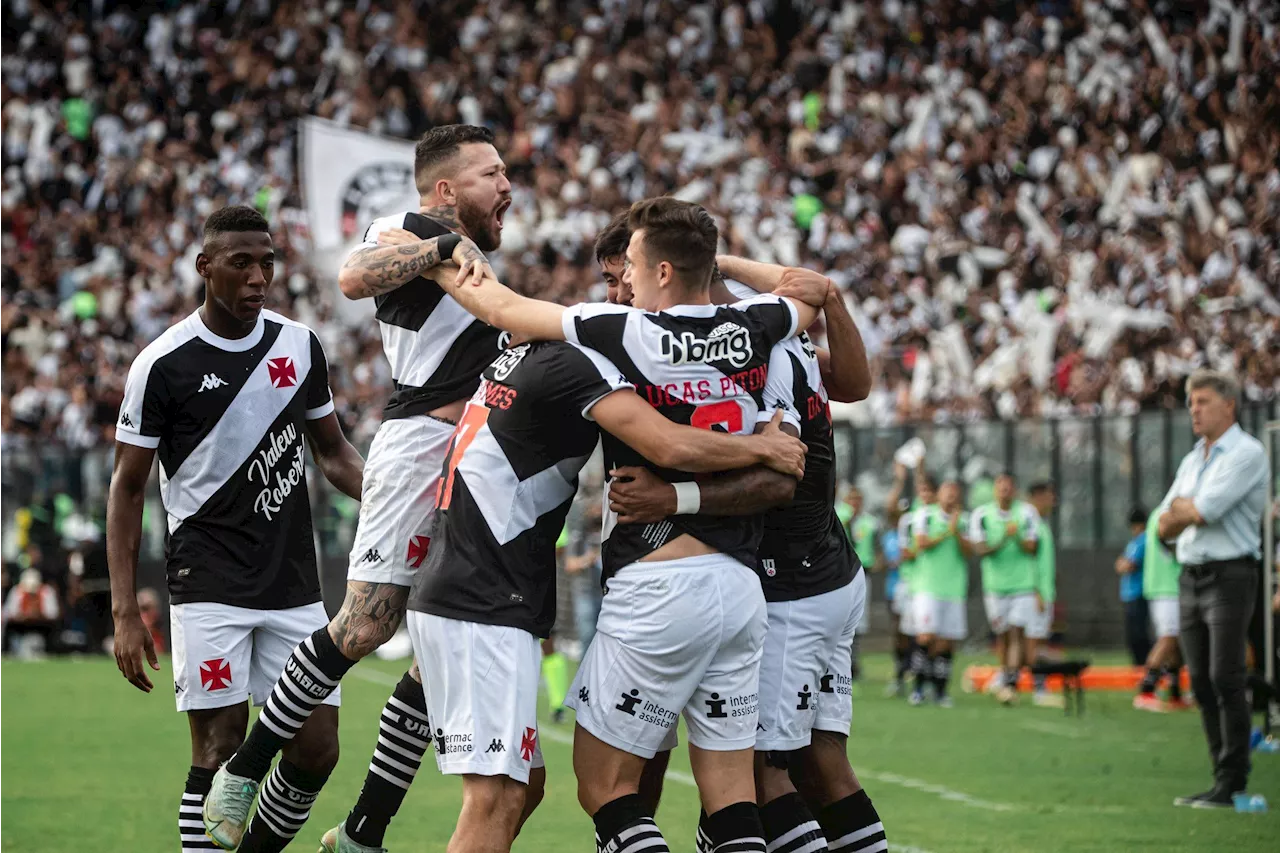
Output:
[818, 789, 886, 853]
[761, 792, 826, 852]
[695, 809, 713, 853]
[1165, 666, 1182, 700]
[345, 672, 432, 846]
[704, 801, 765, 853]
[228, 628, 355, 781]
[1002, 667, 1019, 691]
[239, 760, 330, 853]
[933, 651, 953, 699]
[180, 766, 217, 851]
[911, 647, 930, 694]
[593, 793, 669, 853]
[1138, 666, 1160, 695]
[895, 641, 912, 683]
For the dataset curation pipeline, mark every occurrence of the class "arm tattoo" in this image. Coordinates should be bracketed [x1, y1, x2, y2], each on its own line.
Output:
[330, 581, 410, 657]
[344, 241, 444, 299]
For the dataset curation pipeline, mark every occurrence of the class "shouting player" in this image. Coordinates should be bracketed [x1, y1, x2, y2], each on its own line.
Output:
[612, 255, 890, 853]
[441, 197, 827, 853]
[208, 125, 507, 852]
[408, 336, 806, 852]
[106, 206, 364, 853]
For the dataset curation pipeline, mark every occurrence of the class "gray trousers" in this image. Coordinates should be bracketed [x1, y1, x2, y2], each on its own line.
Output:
[1179, 559, 1258, 791]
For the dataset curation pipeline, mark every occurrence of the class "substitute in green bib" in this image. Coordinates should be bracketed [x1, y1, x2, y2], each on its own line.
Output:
[1134, 508, 1188, 712]
[885, 466, 936, 698]
[909, 480, 970, 707]
[967, 473, 1041, 702]
[1024, 482, 1064, 708]
[843, 487, 882, 574]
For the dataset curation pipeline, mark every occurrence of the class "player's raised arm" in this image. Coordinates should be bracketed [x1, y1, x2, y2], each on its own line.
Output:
[106, 441, 161, 693]
[716, 254, 786, 294]
[337, 229, 488, 301]
[444, 259, 569, 341]
[803, 271, 872, 402]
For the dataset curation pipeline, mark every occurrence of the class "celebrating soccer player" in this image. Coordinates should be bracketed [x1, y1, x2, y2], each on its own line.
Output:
[106, 206, 365, 853]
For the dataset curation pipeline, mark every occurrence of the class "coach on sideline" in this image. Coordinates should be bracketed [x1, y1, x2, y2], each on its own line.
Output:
[1158, 370, 1269, 809]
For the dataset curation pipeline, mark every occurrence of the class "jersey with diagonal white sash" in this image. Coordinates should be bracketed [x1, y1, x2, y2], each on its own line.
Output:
[116, 309, 334, 609]
[349, 212, 506, 420]
[756, 334, 860, 601]
[560, 296, 799, 581]
[408, 342, 632, 637]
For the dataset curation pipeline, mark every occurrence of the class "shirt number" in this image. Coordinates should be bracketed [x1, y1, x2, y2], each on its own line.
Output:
[690, 400, 744, 433]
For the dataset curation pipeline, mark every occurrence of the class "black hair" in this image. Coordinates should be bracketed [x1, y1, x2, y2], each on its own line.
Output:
[1028, 481, 1055, 496]
[594, 212, 631, 264]
[414, 124, 495, 192]
[202, 205, 269, 248]
[1128, 507, 1149, 526]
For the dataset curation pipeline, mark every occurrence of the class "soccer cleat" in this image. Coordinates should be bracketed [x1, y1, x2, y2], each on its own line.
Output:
[203, 763, 259, 849]
[1189, 786, 1239, 810]
[1032, 691, 1065, 709]
[995, 685, 1017, 706]
[908, 690, 925, 706]
[1173, 789, 1215, 807]
[1166, 696, 1195, 711]
[319, 822, 387, 853]
[1134, 693, 1169, 713]
[936, 696, 955, 708]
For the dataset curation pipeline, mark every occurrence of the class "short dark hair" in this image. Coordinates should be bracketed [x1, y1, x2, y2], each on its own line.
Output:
[1028, 481, 1055, 496]
[1128, 507, 1149, 526]
[414, 125, 495, 193]
[594, 212, 631, 264]
[996, 472, 1017, 482]
[202, 205, 269, 247]
[626, 197, 718, 289]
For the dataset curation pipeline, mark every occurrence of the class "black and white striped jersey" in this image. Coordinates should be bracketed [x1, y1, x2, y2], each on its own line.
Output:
[352, 212, 506, 419]
[117, 309, 334, 609]
[560, 296, 799, 580]
[408, 341, 632, 637]
[756, 334, 860, 602]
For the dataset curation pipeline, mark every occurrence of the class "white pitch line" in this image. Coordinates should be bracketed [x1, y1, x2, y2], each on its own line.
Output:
[351, 669, 946, 849]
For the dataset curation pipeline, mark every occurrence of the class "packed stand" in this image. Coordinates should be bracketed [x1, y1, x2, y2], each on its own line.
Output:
[3, 0, 1280, 454]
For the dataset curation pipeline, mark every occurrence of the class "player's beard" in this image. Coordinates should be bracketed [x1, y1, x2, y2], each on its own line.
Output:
[457, 194, 502, 252]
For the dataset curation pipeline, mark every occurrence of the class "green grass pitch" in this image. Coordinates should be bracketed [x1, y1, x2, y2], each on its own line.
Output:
[3, 653, 1277, 852]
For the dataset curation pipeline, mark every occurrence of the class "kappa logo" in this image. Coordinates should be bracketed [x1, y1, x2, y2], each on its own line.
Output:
[520, 727, 537, 761]
[119, 413, 134, 428]
[358, 548, 384, 564]
[199, 373, 228, 392]
[577, 686, 591, 706]
[704, 692, 728, 719]
[659, 321, 753, 368]
[616, 689, 643, 716]
[267, 356, 297, 388]
[486, 739, 505, 753]
[406, 536, 430, 569]
[200, 658, 232, 691]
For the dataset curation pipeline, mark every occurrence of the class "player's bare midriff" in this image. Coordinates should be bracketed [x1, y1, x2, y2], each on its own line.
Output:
[641, 533, 718, 562]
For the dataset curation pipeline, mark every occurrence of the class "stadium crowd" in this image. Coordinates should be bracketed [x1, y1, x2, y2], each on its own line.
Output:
[3, 0, 1279, 458]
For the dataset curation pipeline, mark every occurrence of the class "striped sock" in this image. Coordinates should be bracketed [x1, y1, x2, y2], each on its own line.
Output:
[228, 628, 354, 781]
[761, 793, 827, 853]
[695, 809, 714, 853]
[932, 651, 953, 699]
[594, 793, 670, 853]
[239, 760, 329, 853]
[910, 647, 930, 694]
[180, 766, 217, 851]
[704, 801, 767, 853]
[345, 672, 432, 846]
[818, 790, 886, 853]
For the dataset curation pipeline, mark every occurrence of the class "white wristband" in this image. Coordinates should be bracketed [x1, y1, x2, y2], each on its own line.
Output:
[673, 481, 701, 515]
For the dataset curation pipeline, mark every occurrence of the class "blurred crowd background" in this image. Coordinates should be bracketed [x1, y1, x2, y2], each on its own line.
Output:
[2, 0, 1278, 654]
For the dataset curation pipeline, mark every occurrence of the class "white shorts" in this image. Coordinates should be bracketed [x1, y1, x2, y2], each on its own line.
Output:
[406, 612, 545, 783]
[891, 577, 911, 616]
[898, 587, 918, 636]
[566, 554, 767, 759]
[757, 579, 860, 752]
[170, 601, 340, 713]
[983, 592, 1037, 633]
[346, 416, 455, 588]
[1024, 598, 1053, 640]
[1150, 597, 1179, 639]
[814, 570, 866, 736]
[911, 593, 968, 641]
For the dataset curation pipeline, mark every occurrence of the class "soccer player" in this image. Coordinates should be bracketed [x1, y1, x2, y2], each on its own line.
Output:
[441, 197, 827, 853]
[844, 487, 883, 579]
[1135, 507, 1189, 712]
[1025, 481, 1064, 708]
[106, 206, 365, 853]
[207, 125, 509, 852]
[612, 257, 888, 853]
[910, 480, 970, 707]
[406, 337, 806, 853]
[969, 473, 1041, 704]
[886, 464, 934, 697]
